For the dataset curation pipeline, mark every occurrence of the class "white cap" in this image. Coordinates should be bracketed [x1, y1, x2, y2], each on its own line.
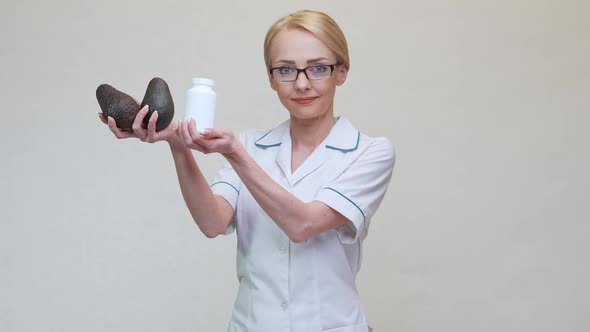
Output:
[191, 77, 215, 87]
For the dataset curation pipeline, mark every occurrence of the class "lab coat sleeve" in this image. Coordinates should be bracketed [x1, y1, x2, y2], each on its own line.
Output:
[315, 137, 395, 243]
[210, 132, 247, 235]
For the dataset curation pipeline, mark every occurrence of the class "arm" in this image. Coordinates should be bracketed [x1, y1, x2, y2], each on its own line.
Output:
[99, 108, 234, 238]
[168, 135, 234, 238]
[226, 143, 347, 243]
[178, 119, 348, 243]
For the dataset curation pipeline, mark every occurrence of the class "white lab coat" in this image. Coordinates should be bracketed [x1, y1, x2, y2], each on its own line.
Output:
[211, 116, 395, 332]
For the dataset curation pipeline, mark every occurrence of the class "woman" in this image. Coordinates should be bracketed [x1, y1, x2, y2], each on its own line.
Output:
[100, 9, 394, 332]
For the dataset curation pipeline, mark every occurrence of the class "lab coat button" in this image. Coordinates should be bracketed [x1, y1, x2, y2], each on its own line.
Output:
[281, 302, 288, 310]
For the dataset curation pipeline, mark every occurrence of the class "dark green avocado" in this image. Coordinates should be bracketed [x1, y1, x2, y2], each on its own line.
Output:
[96, 84, 140, 131]
[140, 77, 174, 131]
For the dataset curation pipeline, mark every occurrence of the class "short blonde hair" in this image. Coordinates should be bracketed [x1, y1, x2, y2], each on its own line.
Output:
[263, 10, 350, 71]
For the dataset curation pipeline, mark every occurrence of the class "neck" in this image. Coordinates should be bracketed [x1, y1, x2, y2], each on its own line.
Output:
[289, 112, 336, 149]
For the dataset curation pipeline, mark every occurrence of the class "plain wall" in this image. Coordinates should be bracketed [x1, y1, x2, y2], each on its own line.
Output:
[1, 0, 589, 331]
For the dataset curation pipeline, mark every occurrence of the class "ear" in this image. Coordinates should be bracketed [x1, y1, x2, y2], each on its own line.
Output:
[335, 65, 348, 86]
[268, 71, 278, 91]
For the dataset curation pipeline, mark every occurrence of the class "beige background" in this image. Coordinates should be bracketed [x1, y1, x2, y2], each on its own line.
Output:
[1, 0, 589, 331]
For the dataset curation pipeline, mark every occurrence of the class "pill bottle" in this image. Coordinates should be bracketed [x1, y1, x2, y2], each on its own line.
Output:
[185, 78, 216, 133]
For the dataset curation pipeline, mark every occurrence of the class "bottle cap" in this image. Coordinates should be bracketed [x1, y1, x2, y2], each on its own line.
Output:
[192, 77, 215, 87]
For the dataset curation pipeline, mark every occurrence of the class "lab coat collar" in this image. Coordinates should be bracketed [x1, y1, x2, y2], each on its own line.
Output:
[254, 116, 360, 152]
[324, 116, 360, 152]
[254, 119, 290, 148]
[255, 117, 360, 185]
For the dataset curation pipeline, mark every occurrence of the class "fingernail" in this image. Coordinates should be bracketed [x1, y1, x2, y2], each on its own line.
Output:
[203, 128, 210, 135]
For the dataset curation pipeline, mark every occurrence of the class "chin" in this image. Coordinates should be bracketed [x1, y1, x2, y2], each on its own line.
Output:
[281, 97, 332, 120]
[288, 109, 331, 122]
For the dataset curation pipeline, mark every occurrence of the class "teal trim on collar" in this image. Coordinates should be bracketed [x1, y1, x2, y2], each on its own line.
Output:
[324, 187, 366, 222]
[210, 181, 239, 194]
[255, 117, 359, 151]
[326, 131, 360, 152]
[255, 130, 282, 148]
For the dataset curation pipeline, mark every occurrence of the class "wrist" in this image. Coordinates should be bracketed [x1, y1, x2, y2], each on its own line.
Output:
[167, 134, 185, 150]
[223, 139, 246, 163]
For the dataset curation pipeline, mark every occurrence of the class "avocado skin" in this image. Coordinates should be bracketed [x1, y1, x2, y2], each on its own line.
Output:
[140, 77, 174, 131]
[96, 84, 140, 131]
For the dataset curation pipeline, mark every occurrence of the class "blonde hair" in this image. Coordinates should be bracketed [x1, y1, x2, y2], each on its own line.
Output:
[263, 10, 350, 71]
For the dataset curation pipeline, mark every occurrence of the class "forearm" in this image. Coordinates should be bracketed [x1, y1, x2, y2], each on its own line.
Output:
[224, 145, 314, 242]
[168, 136, 232, 237]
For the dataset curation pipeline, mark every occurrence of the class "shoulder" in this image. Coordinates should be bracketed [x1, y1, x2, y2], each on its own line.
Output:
[361, 134, 395, 160]
[351, 134, 396, 175]
[340, 118, 395, 166]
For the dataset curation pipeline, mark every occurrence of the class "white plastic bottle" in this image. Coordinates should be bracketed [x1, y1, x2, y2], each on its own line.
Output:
[185, 78, 216, 133]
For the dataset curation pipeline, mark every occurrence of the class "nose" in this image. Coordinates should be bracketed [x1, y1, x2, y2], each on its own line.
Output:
[294, 70, 311, 90]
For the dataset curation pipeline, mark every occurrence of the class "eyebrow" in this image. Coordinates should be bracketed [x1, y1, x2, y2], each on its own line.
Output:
[274, 57, 330, 65]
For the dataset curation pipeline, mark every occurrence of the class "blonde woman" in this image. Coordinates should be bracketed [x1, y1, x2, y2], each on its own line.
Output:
[100, 9, 394, 332]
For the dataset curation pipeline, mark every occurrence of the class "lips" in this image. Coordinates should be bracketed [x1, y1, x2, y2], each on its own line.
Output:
[292, 97, 317, 105]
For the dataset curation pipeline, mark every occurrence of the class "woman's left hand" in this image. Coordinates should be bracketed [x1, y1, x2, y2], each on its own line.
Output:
[178, 118, 238, 156]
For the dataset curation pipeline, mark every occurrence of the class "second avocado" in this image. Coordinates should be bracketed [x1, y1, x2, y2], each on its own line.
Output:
[141, 77, 174, 131]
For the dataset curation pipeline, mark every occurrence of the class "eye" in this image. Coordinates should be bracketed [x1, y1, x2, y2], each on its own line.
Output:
[310, 65, 328, 73]
[278, 67, 295, 75]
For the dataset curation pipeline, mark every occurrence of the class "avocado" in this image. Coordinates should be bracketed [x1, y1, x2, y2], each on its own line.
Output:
[96, 84, 140, 131]
[140, 77, 174, 131]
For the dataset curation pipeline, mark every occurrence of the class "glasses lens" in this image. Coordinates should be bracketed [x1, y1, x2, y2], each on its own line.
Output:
[306, 65, 332, 80]
[273, 67, 296, 82]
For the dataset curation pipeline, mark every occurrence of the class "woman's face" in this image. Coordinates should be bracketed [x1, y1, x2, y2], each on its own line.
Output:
[268, 28, 347, 121]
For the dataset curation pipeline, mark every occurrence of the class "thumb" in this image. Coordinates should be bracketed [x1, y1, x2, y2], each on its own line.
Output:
[202, 127, 223, 138]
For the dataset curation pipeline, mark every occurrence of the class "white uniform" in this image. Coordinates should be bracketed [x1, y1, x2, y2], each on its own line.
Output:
[211, 116, 395, 332]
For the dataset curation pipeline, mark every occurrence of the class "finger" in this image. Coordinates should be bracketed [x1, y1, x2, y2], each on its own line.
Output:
[177, 120, 187, 143]
[193, 125, 220, 153]
[98, 112, 107, 124]
[106, 116, 119, 132]
[191, 140, 210, 153]
[146, 111, 158, 142]
[189, 119, 212, 147]
[177, 119, 185, 140]
[132, 105, 149, 138]
[108, 117, 136, 139]
[180, 120, 210, 152]
[188, 118, 203, 140]
[201, 127, 224, 138]
[181, 120, 194, 146]
[175, 120, 185, 142]
[186, 132, 209, 153]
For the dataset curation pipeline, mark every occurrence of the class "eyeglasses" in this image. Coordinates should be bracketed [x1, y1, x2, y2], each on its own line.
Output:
[270, 63, 339, 82]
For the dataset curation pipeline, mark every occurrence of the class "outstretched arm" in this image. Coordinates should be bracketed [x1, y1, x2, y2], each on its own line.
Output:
[99, 107, 234, 238]
[168, 135, 234, 238]
[178, 119, 348, 243]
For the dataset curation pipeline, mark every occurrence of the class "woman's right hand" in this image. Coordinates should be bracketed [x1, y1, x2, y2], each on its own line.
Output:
[98, 105, 178, 143]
